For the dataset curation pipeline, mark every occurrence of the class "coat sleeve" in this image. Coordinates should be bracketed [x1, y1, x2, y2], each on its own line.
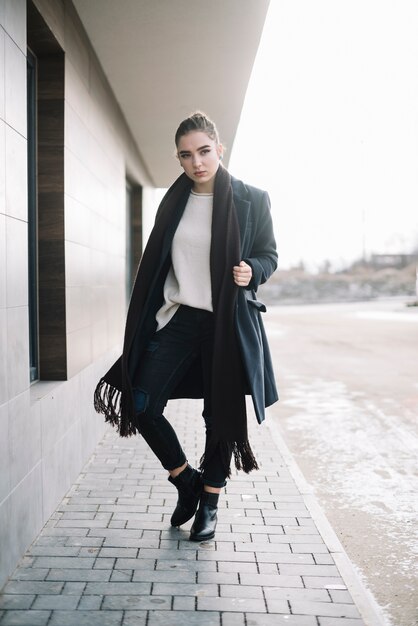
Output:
[243, 190, 278, 291]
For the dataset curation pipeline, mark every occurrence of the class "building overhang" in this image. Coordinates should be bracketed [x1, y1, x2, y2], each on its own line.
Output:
[73, 0, 269, 187]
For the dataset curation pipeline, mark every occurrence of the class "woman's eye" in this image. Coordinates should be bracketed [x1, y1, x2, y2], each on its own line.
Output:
[201, 149, 210, 155]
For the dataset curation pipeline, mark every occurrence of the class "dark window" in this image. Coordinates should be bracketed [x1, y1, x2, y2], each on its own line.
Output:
[27, 0, 66, 380]
[126, 180, 143, 305]
[126, 181, 133, 302]
[27, 47, 39, 383]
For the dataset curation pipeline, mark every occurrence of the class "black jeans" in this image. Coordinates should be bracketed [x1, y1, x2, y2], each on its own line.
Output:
[132, 305, 231, 488]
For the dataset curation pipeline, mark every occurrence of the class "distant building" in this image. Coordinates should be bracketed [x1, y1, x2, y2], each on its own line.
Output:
[369, 254, 418, 269]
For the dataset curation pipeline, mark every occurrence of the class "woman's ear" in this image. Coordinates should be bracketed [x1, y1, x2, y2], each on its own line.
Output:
[217, 144, 224, 160]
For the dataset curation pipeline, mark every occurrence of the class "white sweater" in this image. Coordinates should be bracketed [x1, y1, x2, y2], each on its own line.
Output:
[155, 190, 213, 331]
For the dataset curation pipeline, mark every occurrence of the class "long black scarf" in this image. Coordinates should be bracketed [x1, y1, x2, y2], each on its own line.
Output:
[94, 166, 258, 476]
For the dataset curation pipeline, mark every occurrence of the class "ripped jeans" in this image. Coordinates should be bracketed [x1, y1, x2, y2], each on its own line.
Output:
[132, 305, 231, 488]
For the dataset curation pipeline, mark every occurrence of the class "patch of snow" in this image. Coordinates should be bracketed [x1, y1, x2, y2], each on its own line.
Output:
[282, 375, 418, 576]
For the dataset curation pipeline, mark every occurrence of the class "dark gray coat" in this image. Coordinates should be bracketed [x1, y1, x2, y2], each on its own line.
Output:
[230, 177, 279, 423]
[168, 177, 279, 423]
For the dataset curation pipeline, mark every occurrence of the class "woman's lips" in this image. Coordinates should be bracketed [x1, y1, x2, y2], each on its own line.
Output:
[194, 171, 206, 177]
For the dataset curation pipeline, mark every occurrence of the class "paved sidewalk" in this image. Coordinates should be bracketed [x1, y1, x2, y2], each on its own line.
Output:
[0, 399, 381, 626]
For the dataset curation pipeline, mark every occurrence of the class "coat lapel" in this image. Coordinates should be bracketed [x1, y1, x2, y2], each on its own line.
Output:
[232, 177, 251, 250]
[160, 188, 190, 263]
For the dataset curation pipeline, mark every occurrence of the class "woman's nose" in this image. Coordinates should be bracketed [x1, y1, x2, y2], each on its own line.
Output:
[192, 153, 201, 166]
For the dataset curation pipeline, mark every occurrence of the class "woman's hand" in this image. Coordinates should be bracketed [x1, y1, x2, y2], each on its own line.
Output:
[233, 261, 252, 287]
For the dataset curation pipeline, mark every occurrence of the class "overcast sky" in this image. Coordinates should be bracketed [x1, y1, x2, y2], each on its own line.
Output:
[229, 0, 418, 271]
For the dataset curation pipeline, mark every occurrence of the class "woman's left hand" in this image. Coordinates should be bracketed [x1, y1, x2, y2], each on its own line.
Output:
[233, 261, 252, 287]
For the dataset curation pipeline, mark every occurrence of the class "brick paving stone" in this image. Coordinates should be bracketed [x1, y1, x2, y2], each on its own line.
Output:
[172, 596, 196, 610]
[84, 582, 151, 595]
[257, 494, 305, 503]
[220, 584, 263, 599]
[284, 525, 320, 534]
[33, 557, 95, 569]
[302, 577, 347, 589]
[66, 498, 116, 505]
[2, 581, 63, 595]
[121, 611, 147, 625]
[318, 617, 364, 626]
[98, 548, 138, 558]
[62, 582, 86, 595]
[102, 537, 148, 548]
[77, 595, 102, 610]
[41, 528, 88, 537]
[56, 519, 111, 528]
[147, 611, 221, 626]
[314, 554, 336, 565]
[9, 570, 49, 582]
[29, 546, 81, 557]
[197, 572, 239, 585]
[256, 553, 315, 564]
[60, 512, 97, 519]
[227, 615, 318, 626]
[107, 520, 131, 528]
[87, 529, 143, 538]
[132, 570, 195, 584]
[290, 600, 361, 618]
[109, 570, 133, 582]
[198, 551, 257, 563]
[257, 562, 279, 574]
[46, 569, 112, 582]
[329, 590, 355, 603]
[220, 614, 245, 626]
[289, 542, 330, 553]
[32, 595, 80, 610]
[235, 542, 291, 553]
[48, 611, 123, 625]
[217, 561, 258, 574]
[64, 537, 104, 547]
[231, 525, 284, 534]
[0, 596, 35, 610]
[156, 560, 216, 573]
[93, 557, 116, 569]
[102, 595, 171, 610]
[263, 587, 330, 602]
[239, 573, 303, 587]
[58, 505, 99, 513]
[0, 610, 51, 625]
[152, 582, 218, 597]
[198, 596, 268, 612]
[270, 534, 327, 544]
[279, 564, 340, 576]
[34, 537, 67, 546]
[98, 506, 147, 513]
[78, 547, 100, 557]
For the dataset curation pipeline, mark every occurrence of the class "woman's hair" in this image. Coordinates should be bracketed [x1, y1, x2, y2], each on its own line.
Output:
[175, 111, 220, 147]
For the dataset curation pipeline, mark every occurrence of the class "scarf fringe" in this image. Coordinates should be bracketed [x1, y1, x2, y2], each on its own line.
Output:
[232, 439, 260, 474]
[93, 379, 136, 437]
[200, 438, 259, 478]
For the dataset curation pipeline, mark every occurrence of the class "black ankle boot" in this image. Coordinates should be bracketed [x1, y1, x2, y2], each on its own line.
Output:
[168, 465, 202, 527]
[189, 491, 219, 542]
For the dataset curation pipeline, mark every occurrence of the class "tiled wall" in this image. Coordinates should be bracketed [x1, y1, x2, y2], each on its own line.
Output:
[0, 0, 154, 587]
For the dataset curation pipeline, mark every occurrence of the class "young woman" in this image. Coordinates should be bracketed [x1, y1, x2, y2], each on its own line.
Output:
[94, 112, 278, 541]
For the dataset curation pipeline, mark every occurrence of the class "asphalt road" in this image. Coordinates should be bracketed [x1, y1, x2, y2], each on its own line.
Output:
[265, 297, 418, 626]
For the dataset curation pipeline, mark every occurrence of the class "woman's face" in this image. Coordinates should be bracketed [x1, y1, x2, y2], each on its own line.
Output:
[177, 131, 223, 191]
